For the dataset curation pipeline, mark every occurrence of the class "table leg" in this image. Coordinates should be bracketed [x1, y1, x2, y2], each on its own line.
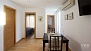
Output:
[66, 42, 69, 51]
[43, 41, 45, 51]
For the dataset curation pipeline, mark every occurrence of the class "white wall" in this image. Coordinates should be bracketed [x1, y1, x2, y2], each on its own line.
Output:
[23, 8, 45, 38]
[61, 0, 91, 51]
[0, 2, 4, 51]
[0, 26, 4, 51]
[0, 0, 23, 51]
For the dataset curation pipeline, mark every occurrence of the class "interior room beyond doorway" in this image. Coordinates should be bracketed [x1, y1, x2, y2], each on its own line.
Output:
[25, 12, 36, 39]
[47, 15, 55, 33]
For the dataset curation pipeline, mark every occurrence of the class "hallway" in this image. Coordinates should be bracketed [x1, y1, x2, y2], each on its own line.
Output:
[7, 36, 43, 51]
[7, 35, 70, 51]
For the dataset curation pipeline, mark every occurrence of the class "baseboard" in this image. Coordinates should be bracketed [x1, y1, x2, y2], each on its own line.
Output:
[16, 38, 23, 43]
[35, 38, 43, 39]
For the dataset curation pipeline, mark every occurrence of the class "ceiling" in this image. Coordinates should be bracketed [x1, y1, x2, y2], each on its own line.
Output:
[10, 0, 67, 11]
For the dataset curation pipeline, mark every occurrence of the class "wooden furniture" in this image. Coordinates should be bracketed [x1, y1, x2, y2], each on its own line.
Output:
[43, 33, 69, 51]
[48, 28, 55, 33]
[49, 34, 63, 51]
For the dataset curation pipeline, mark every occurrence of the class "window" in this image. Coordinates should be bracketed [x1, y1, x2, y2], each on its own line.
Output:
[56, 11, 61, 34]
[26, 15, 35, 28]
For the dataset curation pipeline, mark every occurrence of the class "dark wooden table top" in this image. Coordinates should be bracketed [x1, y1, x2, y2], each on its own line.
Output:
[43, 33, 69, 42]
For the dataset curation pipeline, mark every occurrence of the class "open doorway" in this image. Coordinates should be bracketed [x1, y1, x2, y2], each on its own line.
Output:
[47, 15, 55, 33]
[25, 12, 36, 39]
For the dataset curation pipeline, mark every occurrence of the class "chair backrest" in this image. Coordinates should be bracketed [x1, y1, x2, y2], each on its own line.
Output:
[51, 28, 55, 33]
[50, 34, 63, 51]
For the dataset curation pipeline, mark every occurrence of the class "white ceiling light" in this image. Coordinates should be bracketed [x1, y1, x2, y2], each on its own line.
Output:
[27, 1, 30, 3]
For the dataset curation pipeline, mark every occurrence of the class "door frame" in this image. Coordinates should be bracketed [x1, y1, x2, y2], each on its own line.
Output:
[4, 5, 16, 50]
[47, 15, 55, 33]
[25, 12, 36, 38]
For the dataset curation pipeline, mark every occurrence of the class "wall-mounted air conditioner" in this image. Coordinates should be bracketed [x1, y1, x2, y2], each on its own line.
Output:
[61, 0, 75, 11]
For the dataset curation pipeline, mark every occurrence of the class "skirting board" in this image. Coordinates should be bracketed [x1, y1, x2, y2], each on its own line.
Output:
[36, 38, 43, 39]
[16, 38, 23, 43]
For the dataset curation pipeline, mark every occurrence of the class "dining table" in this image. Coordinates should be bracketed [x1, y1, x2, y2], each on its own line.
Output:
[43, 33, 69, 51]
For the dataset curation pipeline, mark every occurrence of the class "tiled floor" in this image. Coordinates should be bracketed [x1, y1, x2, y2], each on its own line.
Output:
[7, 35, 70, 51]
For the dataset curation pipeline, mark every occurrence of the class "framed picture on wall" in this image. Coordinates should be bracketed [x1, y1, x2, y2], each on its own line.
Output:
[64, 14, 68, 20]
[68, 12, 73, 20]
[38, 16, 43, 22]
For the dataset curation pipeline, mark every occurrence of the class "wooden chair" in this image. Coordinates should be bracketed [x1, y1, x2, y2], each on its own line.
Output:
[49, 34, 63, 51]
[51, 28, 55, 33]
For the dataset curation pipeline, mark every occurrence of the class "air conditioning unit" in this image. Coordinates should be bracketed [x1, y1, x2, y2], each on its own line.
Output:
[61, 0, 75, 11]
